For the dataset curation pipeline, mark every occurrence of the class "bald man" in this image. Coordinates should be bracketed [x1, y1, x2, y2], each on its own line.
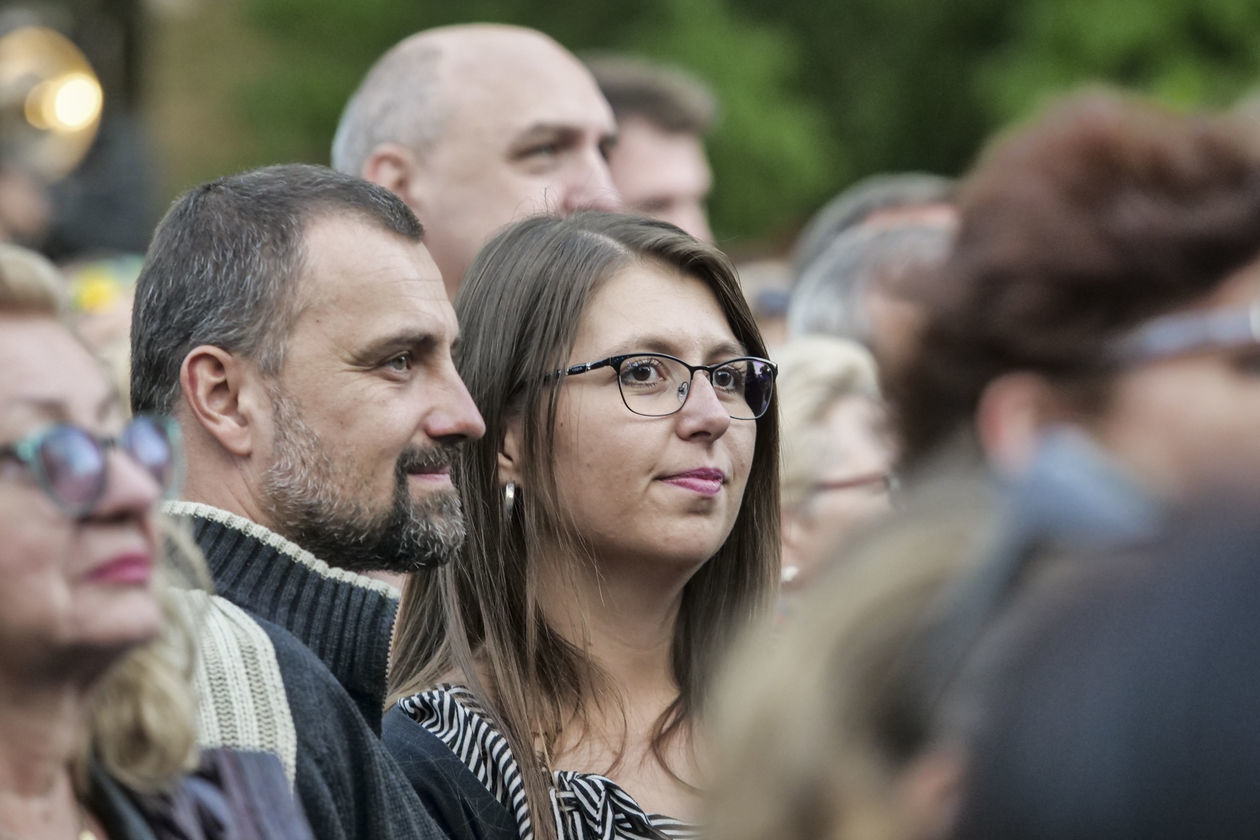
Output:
[333, 24, 621, 296]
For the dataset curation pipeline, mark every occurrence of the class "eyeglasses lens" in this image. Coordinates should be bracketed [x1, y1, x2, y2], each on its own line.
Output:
[122, 416, 175, 491]
[619, 356, 774, 419]
[40, 426, 106, 511]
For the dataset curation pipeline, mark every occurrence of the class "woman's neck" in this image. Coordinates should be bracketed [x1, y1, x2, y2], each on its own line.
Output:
[0, 681, 88, 839]
[537, 547, 694, 693]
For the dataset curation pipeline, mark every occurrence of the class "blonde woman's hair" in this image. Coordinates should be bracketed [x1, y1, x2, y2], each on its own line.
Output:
[1, 246, 209, 792]
[706, 494, 984, 840]
[776, 336, 880, 510]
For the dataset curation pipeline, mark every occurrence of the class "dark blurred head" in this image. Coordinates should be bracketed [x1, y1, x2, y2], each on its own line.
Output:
[948, 505, 1260, 840]
[895, 90, 1260, 498]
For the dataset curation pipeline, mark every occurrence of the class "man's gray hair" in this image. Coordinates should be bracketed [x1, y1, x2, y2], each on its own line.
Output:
[130, 163, 423, 416]
[787, 221, 953, 344]
[331, 37, 447, 176]
[792, 172, 954, 280]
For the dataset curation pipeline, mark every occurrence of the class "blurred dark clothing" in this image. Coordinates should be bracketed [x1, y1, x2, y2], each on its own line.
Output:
[92, 749, 311, 840]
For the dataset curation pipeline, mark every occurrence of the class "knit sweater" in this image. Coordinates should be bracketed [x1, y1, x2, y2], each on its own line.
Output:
[164, 501, 445, 840]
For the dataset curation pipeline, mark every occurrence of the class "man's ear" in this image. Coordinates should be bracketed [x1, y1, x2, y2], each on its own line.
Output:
[362, 143, 423, 210]
[180, 345, 264, 458]
[497, 418, 523, 489]
[975, 371, 1071, 476]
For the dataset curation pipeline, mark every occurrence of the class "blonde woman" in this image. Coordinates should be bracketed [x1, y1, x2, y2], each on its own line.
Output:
[776, 336, 894, 601]
[0, 246, 309, 839]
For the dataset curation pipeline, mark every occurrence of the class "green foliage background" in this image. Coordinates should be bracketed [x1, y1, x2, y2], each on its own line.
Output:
[226, 0, 1260, 249]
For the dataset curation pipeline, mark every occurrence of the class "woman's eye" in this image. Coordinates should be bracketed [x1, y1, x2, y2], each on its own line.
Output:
[711, 366, 743, 392]
[620, 361, 664, 386]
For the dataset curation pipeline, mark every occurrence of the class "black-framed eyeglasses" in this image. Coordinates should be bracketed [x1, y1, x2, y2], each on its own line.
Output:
[555, 352, 778, 420]
[0, 415, 182, 517]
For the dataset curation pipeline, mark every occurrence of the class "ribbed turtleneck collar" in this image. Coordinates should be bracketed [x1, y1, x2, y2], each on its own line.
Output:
[164, 501, 400, 731]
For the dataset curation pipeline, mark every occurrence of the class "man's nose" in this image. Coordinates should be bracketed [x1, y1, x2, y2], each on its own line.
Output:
[423, 369, 487, 443]
[562, 150, 621, 214]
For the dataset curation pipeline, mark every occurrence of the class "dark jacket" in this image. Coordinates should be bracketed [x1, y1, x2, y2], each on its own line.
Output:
[165, 502, 445, 840]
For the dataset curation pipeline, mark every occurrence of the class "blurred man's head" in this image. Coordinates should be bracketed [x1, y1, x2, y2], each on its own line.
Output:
[788, 218, 955, 376]
[586, 54, 716, 242]
[333, 24, 620, 295]
[896, 90, 1260, 502]
[792, 172, 955, 281]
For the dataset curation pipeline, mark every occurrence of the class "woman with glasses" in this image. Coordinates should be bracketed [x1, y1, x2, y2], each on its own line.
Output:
[0, 245, 309, 839]
[385, 213, 780, 840]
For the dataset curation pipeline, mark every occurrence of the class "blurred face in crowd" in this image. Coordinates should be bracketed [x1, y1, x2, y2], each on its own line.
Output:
[400, 30, 619, 294]
[1084, 259, 1260, 500]
[607, 116, 713, 242]
[782, 394, 893, 593]
[0, 315, 163, 678]
[253, 215, 485, 572]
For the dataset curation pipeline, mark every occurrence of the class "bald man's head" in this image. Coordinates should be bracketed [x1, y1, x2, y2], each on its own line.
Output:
[333, 24, 620, 296]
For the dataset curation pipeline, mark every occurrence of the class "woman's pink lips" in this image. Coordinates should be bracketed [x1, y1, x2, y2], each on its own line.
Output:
[660, 468, 726, 497]
[87, 552, 153, 585]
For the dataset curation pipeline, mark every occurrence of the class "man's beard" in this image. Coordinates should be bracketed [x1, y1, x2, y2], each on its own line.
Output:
[258, 388, 465, 573]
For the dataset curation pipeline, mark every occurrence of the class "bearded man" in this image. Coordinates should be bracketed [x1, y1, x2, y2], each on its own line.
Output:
[130, 163, 485, 840]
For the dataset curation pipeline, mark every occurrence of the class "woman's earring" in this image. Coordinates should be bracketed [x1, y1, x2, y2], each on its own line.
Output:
[503, 481, 517, 519]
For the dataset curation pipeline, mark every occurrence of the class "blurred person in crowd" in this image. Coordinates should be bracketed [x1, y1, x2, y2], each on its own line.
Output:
[787, 218, 955, 376]
[0, 245, 311, 839]
[0, 165, 53, 247]
[895, 90, 1260, 516]
[707, 496, 983, 840]
[63, 254, 144, 409]
[332, 24, 620, 296]
[385, 213, 780, 840]
[585, 53, 717, 241]
[791, 172, 955, 282]
[945, 506, 1260, 840]
[736, 257, 791, 350]
[777, 336, 893, 601]
[129, 164, 484, 840]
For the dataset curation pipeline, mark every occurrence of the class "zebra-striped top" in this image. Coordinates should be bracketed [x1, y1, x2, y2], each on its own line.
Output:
[397, 685, 698, 840]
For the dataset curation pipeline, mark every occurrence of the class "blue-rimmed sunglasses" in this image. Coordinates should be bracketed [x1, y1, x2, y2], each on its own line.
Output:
[0, 415, 181, 516]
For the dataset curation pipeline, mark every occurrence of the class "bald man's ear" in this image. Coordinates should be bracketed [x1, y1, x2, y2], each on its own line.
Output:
[180, 345, 264, 458]
[975, 371, 1072, 477]
[362, 143, 423, 208]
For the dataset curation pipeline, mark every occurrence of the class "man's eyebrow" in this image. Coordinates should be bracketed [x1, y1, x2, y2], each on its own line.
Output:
[353, 329, 442, 361]
[510, 123, 580, 147]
